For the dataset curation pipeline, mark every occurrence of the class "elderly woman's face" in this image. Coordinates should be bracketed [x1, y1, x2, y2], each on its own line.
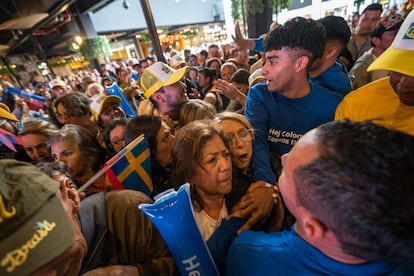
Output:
[191, 135, 232, 198]
[220, 119, 253, 171]
[51, 140, 90, 180]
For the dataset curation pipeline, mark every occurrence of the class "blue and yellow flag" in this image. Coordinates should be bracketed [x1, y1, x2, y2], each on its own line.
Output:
[105, 135, 153, 196]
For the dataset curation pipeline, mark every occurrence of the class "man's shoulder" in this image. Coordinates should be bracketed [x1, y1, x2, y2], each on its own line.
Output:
[230, 229, 298, 257]
[310, 83, 343, 101]
[248, 83, 269, 95]
[344, 77, 391, 101]
[228, 228, 414, 276]
[245, 83, 274, 106]
[227, 229, 316, 274]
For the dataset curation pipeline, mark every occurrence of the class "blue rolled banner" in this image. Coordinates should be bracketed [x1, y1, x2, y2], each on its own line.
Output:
[5, 87, 46, 103]
[105, 84, 137, 118]
[139, 183, 219, 276]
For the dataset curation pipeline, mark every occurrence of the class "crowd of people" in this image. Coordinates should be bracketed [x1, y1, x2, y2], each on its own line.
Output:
[0, 3, 413, 275]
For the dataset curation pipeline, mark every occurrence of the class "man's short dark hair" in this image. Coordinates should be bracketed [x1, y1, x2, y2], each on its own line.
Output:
[263, 17, 325, 64]
[294, 120, 414, 261]
[199, 50, 208, 58]
[319, 16, 351, 53]
[362, 3, 383, 14]
[139, 59, 148, 66]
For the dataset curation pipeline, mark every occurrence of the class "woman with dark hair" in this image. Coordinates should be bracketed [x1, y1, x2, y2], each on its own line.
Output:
[198, 68, 216, 96]
[198, 68, 228, 112]
[124, 115, 174, 198]
[206, 57, 222, 79]
[101, 117, 130, 156]
[170, 120, 233, 241]
[47, 124, 111, 196]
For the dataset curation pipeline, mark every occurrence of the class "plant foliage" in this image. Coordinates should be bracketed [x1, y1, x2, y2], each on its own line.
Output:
[231, 0, 291, 18]
[79, 36, 111, 60]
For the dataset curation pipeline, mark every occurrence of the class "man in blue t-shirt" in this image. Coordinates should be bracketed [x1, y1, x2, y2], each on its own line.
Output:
[243, 17, 342, 185]
[227, 120, 414, 275]
[308, 16, 353, 96]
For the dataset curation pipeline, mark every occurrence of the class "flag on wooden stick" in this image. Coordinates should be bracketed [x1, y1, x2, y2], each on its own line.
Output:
[105, 134, 153, 196]
[78, 134, 153, 196]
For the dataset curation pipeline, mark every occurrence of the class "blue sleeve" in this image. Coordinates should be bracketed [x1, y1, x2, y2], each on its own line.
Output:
[206, 217, 245, 275]
[253, 37, 265, 52]
[244, 85, 277, 184]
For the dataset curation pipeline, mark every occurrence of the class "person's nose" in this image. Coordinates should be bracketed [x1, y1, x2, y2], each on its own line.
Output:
[54, 154, 66, 163]
[262, 63, 269, 76]
[219, 155, 231, 171]
[233, 135, 244, 148]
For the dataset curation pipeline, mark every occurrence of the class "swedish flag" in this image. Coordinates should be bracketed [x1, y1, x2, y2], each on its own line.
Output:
[105, 135, 153, 196]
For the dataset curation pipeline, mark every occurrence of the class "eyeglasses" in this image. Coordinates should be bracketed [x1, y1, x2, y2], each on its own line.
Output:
[111, 138, 125, 148]
[225, 128, 253, 148]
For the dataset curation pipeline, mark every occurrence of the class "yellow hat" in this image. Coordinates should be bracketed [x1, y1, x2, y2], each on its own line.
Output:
[140, 62, 188, 99]
[0, 103, 18, 121]
[90, 95, 121, 121]
[368, 10, 414, 77]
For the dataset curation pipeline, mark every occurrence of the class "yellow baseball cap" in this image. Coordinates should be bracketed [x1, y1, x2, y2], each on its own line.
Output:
[0, 103, 18, 122]
[368, 10, 414, 77]
[90, 95, 121, 121]
[140, 62, 188, 99]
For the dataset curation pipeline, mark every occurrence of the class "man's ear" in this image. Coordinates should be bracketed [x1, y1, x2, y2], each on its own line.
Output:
[371, 37, 380, 47]
[324, 46, 339, 60]
[302, 216, 327, 241]
[295, 55, 310, 73]
[152, 91, 165, 103]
